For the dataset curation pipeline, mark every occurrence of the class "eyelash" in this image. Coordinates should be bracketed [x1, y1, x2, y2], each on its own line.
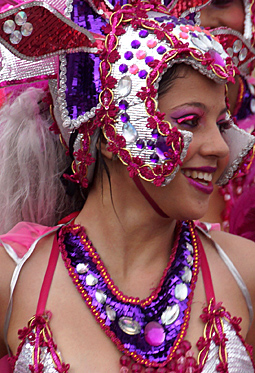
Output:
[173, 114, 231, 133]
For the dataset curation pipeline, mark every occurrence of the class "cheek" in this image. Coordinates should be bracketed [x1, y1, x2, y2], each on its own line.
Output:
[225, 9, 245, 33]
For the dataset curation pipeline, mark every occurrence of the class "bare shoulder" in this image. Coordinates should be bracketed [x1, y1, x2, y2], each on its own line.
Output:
[210, 230, 255, 297]
[0, 245, 16, 356]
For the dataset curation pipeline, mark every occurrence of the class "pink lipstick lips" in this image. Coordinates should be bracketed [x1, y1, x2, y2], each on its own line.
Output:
[181, 167, 217, 195]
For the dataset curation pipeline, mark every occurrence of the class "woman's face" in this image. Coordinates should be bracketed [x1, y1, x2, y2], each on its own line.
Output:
[143, 66, 230, 221]
[200, 0, 245, 34]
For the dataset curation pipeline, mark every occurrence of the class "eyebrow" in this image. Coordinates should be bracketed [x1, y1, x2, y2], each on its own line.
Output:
[171, 102, 228, 116]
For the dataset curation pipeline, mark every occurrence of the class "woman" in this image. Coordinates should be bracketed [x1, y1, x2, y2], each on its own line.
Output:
[0, 0, 255, 372]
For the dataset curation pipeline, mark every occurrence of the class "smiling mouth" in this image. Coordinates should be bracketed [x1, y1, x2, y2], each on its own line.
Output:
[181, 169, 213, 185]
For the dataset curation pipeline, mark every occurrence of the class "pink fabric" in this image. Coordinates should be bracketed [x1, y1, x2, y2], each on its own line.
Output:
[0, 355, 12, 372]
[0, 222, 57, 258]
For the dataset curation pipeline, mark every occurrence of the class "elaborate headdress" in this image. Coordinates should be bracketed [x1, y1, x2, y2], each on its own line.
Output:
[171, 0, 255, 76]
[0, 0, 253, 189]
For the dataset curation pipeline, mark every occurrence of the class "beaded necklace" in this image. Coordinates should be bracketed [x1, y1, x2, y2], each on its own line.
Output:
[58, 220, 200, 371]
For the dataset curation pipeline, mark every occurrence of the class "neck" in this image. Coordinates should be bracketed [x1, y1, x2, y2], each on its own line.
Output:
[76, 172, 177, 298]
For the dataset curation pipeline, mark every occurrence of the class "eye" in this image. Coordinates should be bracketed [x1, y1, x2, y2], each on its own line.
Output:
[217, 118, 231, 133]
[210, 0, 234, 7]
[173, 114, 200, 129]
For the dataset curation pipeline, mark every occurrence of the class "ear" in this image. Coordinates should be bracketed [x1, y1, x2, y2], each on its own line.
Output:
[96, 137, 113, 160]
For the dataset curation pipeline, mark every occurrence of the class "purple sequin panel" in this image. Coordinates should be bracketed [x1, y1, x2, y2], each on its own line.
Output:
[62, 221, 194, 363]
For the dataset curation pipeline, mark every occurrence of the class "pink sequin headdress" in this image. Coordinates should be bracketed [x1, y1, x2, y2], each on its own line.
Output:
[0, 0, 254, 188]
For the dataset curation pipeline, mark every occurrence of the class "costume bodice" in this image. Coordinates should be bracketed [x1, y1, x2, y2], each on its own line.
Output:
[0, 220, 254, 373]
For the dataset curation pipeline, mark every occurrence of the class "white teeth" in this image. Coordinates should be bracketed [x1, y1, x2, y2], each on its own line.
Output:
[182, 170, 213, 182]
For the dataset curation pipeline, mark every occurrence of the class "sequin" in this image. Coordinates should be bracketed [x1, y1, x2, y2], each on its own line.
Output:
[15, 11, 27, 26]
[136, 50, 146, 59]
[95, 289, 107, 304]
[174, 283, 188, 301]
[118, 317, 141, 335]
[129, 64, 139, 74]
[118, 76, 132, 97]
[250, 98, 255, 113]
[239, 48, 248, 61]
[145, 56, 154, 64]
[76, 262, 89, 274]
[122, 122, 138, 143]
[182, 266, 192, 283]
[157, 46, 166, 55]
[147, 39, 157, 48]
[187, 255, 193, 266]
[86, 274, 98, 286]
[10, 30, 22, 44]
[138, 70, 147, 79]
[119, 64, 128, 73]
[124, 51, 133, 60]
[186, 242, 193, 253]
[131, 40, 141, 49]
[139, 29, 148, 38]
[3, 20, 15, 34]
[233, 40, 242, 53]
[144, 321, 165, 346]
[161, 304, 180, 325]
[21, 23, 33, 37]
[106, 305, 116, 321]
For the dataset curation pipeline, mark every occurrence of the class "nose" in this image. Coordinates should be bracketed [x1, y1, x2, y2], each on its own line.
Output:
[200, 124, 229, 160]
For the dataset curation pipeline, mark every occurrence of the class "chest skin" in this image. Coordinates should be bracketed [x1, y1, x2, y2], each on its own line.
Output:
[6, 232, 250, 373]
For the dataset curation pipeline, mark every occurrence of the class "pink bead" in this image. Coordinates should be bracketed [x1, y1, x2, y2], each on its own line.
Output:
[180, 26, 188, 32]
[144, 321, 165, 347]
[131, 363, 142, 373]
[179, 32, 188, 39]
[120, 367, 129, 373]
[186, 357, 196, 367]
[186, 367, 195, 373]
[180, 340, 191, 353]
[177, 357, 186, 365]
[144, 368, 155, 373]
[167, 360, 177, 371]
[120, 355, 131, 367]
[136, 50, 146, 59]
[129, 64, 139, 74]
[147, 39, 157, 48]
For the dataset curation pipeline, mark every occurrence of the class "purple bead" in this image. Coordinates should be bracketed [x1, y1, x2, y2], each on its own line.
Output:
[119, 100, 128, 110]
[152, 129, 159, 139]
[144, 321, 165, 346]
[191, 32, 198, 38]
[150, 152, 159, 163]
[157, 46, 166, 55]
[121, 113, 130, 123]
[145, 56, 154, 65]
[124, 51, 133, 60]
[139, 29, 148, 38]
[136, 139, 145, 149]
[156, 135, 171, 160]
[206, 34, 212, 41]
[131, 40, 141, 49]
[147, 139, 155, 150]
[138, 70, 148, 79]
[119, 64, 128, 73]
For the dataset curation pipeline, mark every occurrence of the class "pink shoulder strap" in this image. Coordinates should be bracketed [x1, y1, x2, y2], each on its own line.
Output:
[197, 233, 215, 303]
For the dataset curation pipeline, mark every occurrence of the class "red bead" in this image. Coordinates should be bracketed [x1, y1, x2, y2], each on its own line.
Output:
[157, 368, 168, 373]
[167, 360, 177, 371]
[180, 340, 191, 352]
[120, 355, 131, 367]
[131, 363, 143, 373]
[120, 367, 129, 373]
[144, 368, 155, 373]
[186, 357, 196, 367]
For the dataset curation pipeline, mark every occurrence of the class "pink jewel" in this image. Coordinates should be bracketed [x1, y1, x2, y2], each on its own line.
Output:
[144, 321, 165, 346]
[180, 26, 188, 32]
[136, 50, 146, 59]
[131, 363, 142, 372]
[188, 25, 195, 31]
[120, 367, 129, 373]
[129, 64, 139, 74]
[179, 32, 188, 39]
[194, 26, 202, 31]
[209, 50, 225, 67]
[120, 355, 131, 367]
[147, 39, 157, 48]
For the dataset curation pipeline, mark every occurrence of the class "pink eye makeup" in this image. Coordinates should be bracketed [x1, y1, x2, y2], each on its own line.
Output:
[171, 113, 201, 128]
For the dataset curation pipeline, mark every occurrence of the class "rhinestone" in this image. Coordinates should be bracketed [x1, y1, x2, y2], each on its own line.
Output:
[118, 76, 132, 97]
[106, 305, 116, 321]
[119, 99, 128, 110]
[181, 266, 192, 283]
[249, 83, 255, 95]
[186, 242, 193, 253]
[76, 262, 89, 274]
[226, 47, 233, 57]
[161, 304, 180, 325]
[250, 98, 255, 113]
[232, 56, 239, 66]
[122, 122, 138, 143]
[175, 283, 188, 301]
[211, 38, 224, 54]
[86, 274, 98, 286]
[144, 321, 165, 346]
[21, 22, 33, 36]
[95, 290, 107, 304]
[239, 48, 247, 61]
[10, 30, 22, 44]
[198, 33, 211, 48]
[15, 11, 27, 25]
[233, 39, 242, 53]
[187, 255, 193, 266]
[3, 20, 15, 34]
[191, 36, 207, 51]
[118, 317, 141, 335]
[150, 152, 159, 163]
[136, 139, 145, 149]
